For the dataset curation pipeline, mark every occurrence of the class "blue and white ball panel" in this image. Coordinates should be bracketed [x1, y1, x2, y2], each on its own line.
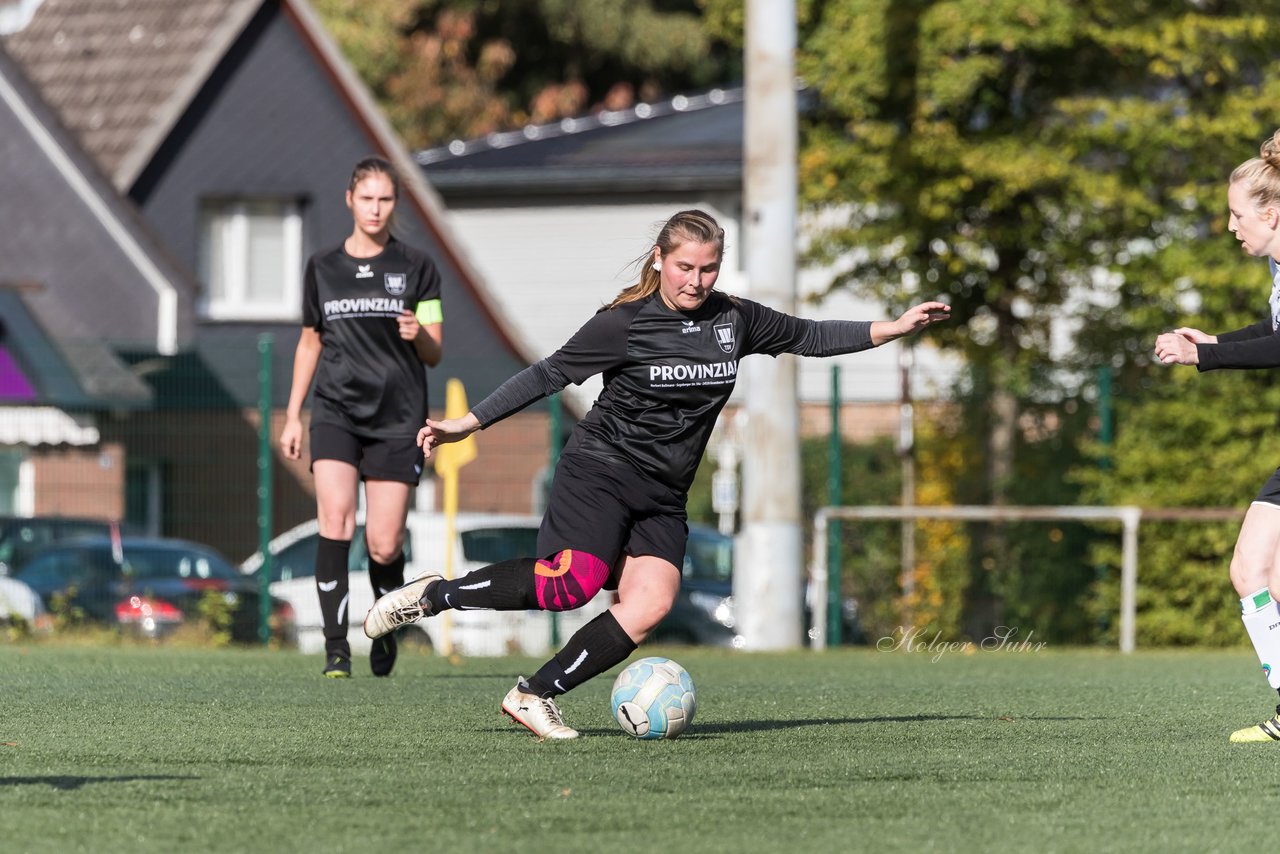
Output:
[610, 656, 697, 739]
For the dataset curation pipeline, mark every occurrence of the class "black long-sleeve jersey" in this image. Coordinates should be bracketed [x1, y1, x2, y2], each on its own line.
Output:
[470, 291, 874, 494]
[302, 238, 443, 437]
[1197, 257, 1280, 371]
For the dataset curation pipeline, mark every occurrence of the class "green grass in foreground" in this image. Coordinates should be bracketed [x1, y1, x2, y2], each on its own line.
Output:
[0, 643, 1276, 853]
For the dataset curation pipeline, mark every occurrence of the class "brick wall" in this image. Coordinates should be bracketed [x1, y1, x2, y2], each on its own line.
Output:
[32, 442, 125, 519]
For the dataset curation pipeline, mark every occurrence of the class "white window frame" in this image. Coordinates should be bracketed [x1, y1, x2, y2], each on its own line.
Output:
[198, 199, 303, 321]
[0, 448, 34, 516]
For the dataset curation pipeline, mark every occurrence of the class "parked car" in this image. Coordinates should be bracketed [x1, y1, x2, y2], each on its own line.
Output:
[648, 523, 741, 648]
[0, 515, 127, 577]
[649, 523, 864, 648]
[0, 574, 44, 624]
[14, 535, 293, 643]
[241, 512, 611, 657]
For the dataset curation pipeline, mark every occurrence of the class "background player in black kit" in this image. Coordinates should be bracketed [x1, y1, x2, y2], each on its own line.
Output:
[281, 156, 443, 678]
[365, 209, 948, 737]
[1156, 130, 1280, 742]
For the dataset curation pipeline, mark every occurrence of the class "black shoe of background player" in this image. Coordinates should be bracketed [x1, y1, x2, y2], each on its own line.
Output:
[323, 639, 352, 679]
[370, 632, 397, 677]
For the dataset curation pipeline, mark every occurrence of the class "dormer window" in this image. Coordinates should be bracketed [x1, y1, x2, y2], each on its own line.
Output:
[197, 198, 303, 320]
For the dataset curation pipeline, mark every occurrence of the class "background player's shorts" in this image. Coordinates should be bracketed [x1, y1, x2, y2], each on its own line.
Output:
[1254, 467, 1280, 507]
[310, 423, 424, 485]
[537, 450, 688, 590]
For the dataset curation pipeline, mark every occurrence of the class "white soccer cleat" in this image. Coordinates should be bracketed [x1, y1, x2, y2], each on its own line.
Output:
[363, 573, 442, 638]
[501, 680, 579, 740]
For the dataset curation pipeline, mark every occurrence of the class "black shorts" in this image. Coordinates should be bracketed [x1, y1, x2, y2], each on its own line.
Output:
[537, 451, 688, 589]
[1255, 468, 1280, 506]
[310, 423, 424, 485]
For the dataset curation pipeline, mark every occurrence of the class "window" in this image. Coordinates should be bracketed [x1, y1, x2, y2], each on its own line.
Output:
[0, 448, 30, 516]
[198, 199, 303, 320]
[125, 459, 165, 537]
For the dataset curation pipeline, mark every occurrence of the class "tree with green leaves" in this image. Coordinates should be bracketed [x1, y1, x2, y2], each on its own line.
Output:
[314, 0, 740, 149]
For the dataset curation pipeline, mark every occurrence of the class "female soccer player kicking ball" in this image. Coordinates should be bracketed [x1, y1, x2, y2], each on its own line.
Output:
[366, 209, 948, 738]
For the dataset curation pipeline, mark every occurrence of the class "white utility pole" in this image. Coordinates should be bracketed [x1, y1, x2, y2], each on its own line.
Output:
[735, 0, 801, 650]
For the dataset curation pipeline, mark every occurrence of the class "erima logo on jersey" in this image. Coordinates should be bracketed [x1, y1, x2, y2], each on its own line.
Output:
[355, 264, 373, 279]
[649, 362, 737, 382]
[681, 320, 702, 334]
[323, 297, 405, 316]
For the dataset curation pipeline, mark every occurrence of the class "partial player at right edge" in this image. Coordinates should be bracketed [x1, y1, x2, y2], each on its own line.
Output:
[1155, 128, 1280, 742]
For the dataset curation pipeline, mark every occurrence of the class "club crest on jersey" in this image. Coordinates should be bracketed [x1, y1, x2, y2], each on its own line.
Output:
[384, 273, 407, 295]
[355, 264, 373, 279]
[713, 323, 735, 353]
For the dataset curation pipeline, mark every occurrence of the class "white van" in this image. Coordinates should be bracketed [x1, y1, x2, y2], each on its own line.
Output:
[241, 511, 610, 657]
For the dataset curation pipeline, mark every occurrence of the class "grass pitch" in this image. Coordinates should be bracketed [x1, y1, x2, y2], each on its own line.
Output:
[0, 642, 1273, 853]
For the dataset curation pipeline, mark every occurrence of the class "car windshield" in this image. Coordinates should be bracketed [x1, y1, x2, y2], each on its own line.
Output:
[684, 528, 733, 583]
[0, 518, 110, 571]
[261, 524, 411, 581]
[119, 545, 238, 581]
[271, 535, 321, 583]
[16, 547, 119, 587]
[460, 527, 539, 564]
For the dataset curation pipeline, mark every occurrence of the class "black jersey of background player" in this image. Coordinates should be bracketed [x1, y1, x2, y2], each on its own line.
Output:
[302, 238, 442, 437]
[473, 291, 872, 494]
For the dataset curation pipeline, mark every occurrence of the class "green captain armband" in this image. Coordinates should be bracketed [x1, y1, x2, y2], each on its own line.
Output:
[415, 299, 443, 325]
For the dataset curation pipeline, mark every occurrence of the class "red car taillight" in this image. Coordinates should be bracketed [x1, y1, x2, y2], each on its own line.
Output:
[115, 596, 184, 625]
[273, 600, 295, 623]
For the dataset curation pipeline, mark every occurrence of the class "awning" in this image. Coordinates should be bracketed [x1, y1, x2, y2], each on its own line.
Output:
[0, 289, 151, 409]
[0, 406, 99, 446]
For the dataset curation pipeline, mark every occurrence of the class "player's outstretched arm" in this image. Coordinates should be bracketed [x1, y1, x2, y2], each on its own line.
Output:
[869, 301, 951, 346]
[417, 412, 481, 459]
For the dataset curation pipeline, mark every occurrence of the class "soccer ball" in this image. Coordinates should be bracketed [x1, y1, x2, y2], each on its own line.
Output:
[610, 656, 697, 739]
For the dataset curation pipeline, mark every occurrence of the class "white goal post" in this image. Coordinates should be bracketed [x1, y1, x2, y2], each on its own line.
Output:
[809, 505, 1154, 653]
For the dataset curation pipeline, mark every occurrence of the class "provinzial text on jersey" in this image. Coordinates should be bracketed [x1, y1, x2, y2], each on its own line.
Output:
[323, 297, 406, 317]
[649, 361, 738, 383]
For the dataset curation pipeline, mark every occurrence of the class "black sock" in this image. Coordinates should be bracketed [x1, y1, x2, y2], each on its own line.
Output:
[426, 558, 537, 611]
[315, 536, 351, 652]
[526, 610, 637, 698]
[368, 550, 405, 598]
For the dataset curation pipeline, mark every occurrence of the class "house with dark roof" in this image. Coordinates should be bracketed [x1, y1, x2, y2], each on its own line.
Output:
[0, 40, 186, 521]
[2, 0, 547, 562]
[418, 86, 957, 441]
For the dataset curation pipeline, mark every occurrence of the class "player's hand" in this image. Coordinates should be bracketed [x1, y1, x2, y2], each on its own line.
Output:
[1154, 331, 1200, 365]
[397, 310, 421, 341]
[1173, 327, 1217, 345]
[895, 301, 951, 335]
[279, 417, 303, 461]
[871, 301, 951, 345]
[417, 413, 481, 459]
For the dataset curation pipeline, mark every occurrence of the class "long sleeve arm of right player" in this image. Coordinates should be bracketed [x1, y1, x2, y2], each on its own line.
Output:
[1217, 319, 1273, 343]
[1197, 331, 1280, 371]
